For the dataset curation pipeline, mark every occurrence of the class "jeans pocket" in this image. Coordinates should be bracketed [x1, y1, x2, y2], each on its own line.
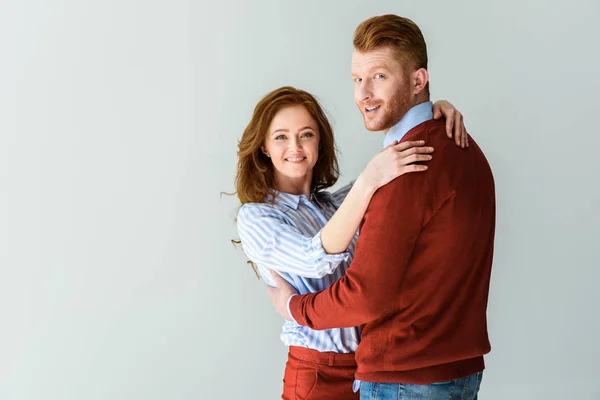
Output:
[294, 364, 319, 400]
[401, 380, 458, 399]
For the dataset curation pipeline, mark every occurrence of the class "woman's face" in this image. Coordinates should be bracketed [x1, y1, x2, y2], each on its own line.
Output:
[262, 104, 320, 189]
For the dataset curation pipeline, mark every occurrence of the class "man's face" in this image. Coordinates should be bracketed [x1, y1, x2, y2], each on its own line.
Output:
[352, 46, 414, 133]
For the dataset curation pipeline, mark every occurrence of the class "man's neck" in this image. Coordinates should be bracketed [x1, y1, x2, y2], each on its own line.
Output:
[383, 95, 430, 135]
[382, 98, 433, 148]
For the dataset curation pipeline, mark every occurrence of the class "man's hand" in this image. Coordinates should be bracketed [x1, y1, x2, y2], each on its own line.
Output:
[266, 271, 299, 321]
[432, 100, 469, 148]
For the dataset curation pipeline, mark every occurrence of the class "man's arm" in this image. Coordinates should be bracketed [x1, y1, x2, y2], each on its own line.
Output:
[288, 172, 444, 329]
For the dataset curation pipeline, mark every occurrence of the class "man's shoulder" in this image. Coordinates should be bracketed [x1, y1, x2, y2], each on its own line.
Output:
[402, 118, 445, 142]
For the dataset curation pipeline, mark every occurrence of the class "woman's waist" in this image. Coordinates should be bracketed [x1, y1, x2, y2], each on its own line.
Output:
[280, 322, 360, 353]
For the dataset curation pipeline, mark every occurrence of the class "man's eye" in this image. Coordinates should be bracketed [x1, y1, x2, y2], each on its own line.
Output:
[353, 77, 362, 83]
[374, 74, 385, 79]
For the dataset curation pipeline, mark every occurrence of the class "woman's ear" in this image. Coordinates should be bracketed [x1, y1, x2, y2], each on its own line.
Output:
[261, 146, 270, 157]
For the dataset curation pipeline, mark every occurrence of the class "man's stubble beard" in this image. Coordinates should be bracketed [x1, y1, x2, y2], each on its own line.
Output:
[364, 83, 414, 132]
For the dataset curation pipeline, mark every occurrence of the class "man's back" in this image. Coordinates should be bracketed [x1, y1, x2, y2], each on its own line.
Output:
[354, 118, 496, 383]
[289, 118, 495, 384]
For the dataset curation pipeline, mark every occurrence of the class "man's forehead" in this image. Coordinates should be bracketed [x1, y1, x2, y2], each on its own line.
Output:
[352, 48, 398, 71]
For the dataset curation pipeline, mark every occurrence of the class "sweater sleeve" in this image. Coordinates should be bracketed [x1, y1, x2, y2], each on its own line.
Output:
[289, 172, 447, 329]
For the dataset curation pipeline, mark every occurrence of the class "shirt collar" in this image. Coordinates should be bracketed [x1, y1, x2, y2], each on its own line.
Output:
[383, 101, 434, 148]
[267, 190, 317, 211]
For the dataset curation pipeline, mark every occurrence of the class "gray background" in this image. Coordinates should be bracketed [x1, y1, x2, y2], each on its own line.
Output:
[2, 0, 599, 399]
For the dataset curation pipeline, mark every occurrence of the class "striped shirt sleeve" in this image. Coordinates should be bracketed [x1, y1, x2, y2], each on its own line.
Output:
[236, 204, 350, 279]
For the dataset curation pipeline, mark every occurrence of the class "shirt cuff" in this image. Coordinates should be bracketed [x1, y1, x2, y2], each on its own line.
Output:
[308, 230, 351, 269]
[286, 294, 299, 324]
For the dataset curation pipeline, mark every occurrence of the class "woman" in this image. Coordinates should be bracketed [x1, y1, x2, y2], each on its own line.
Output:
[235, 86, 468, 399]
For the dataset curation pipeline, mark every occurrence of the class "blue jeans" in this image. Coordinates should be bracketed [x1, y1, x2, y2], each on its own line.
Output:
[359, 371, 483, 400]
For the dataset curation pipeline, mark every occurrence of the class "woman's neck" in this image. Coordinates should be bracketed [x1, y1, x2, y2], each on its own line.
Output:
[274, 175, 312, 198]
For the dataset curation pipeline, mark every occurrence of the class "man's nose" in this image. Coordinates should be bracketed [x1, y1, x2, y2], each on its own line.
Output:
[357, 80, 372, 102]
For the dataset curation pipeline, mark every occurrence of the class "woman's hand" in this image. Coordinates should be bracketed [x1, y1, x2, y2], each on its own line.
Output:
[360, 140, 433, 192]
[432, 100, 469, 148]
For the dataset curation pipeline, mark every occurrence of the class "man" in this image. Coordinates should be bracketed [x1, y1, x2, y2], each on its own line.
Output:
[267, 14, 495, 399]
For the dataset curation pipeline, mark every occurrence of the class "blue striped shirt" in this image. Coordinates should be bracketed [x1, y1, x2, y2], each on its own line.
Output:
[237, 183, 360, 353]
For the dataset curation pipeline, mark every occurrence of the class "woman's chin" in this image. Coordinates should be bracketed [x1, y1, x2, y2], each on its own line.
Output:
[281, 169, 310, 180]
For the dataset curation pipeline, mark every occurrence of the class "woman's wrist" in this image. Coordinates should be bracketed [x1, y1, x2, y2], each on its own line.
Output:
[355, 173, 378, 198]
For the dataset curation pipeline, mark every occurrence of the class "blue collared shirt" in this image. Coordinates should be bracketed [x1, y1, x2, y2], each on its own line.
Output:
[237, 184, 360, 353]
[382, 101, 434, 148]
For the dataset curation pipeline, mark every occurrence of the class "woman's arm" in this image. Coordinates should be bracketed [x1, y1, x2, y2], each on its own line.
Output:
[433, 100, 469, 148]
[320, 140, 433, 254]
[322, 100, 471, 254]
[237, 204, 351, 280]
[236, 140, 431, 279]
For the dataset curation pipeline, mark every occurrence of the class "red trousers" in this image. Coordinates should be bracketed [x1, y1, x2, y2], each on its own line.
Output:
[282, 346, 358, 400]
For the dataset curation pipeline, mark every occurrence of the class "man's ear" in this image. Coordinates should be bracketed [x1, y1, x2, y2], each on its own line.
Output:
[412, 68, 429, 96]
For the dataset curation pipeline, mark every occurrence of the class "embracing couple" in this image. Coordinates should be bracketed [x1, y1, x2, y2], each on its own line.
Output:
[234, 14, 495, 400]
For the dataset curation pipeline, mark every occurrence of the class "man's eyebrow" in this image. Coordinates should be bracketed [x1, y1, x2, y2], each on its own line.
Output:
[352, 64, 391, 76]
[369, 64, 391, 72]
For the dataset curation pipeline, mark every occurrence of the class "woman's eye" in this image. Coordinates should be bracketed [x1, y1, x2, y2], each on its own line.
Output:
[301, 132, 314, 138]
[275, 135, 286, 140]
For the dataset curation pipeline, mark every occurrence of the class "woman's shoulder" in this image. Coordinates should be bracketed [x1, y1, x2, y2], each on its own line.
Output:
[237, 201, 283, 222]
[317, 180, 356, 207]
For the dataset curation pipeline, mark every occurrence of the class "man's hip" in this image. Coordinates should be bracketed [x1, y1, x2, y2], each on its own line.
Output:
[358, 371, 483, 400]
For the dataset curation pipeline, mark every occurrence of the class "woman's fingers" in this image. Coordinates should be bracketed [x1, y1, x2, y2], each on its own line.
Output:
[399, 153, 433, 165]
[401, 164, 428, 173]
[446, 112, 455, 139]
[392, 140, 425, 151]
[398, 146, 434, 157]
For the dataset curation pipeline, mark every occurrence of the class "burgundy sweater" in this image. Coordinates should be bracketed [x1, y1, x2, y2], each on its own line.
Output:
[289, 119, 496, 384]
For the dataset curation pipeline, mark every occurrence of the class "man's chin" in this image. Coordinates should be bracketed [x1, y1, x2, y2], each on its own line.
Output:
[364, 120, 386, 132]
